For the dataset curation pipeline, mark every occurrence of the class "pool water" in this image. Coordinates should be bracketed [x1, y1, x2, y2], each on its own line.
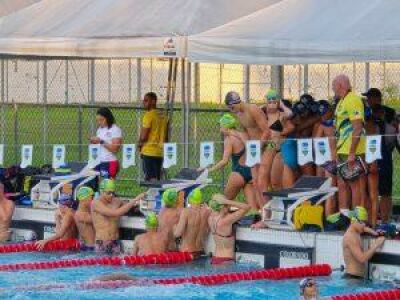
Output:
[0, 252, 394, 300]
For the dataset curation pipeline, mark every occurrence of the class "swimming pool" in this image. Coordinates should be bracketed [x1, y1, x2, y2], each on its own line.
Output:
[0, 252, 393, 300]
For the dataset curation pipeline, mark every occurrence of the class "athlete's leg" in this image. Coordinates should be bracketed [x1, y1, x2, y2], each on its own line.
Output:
[270, 153, 283, 190]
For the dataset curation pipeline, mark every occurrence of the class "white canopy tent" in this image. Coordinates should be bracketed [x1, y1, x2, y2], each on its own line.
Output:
[189, 0, 400, 64]
[0, 0, 280, 58]
[0, 0, 40, 17]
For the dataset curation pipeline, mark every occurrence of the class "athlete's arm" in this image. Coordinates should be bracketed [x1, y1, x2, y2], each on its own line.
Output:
[250, 105, 270, 141]
[132, 236, 140, 255]
[348, 119, 363, 165]
[173, 209, 188, 238]
[281, 119, 295, 137]
[217, 197, 250, 226]
[102, 137, 122, 153]
[36, 213, 75, 250]
[207, 138, 233, 173]
[347, 236, 385, 264]
[94, 196, 143, 218]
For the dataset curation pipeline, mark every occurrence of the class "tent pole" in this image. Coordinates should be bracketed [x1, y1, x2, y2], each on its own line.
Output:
[271, 65, 284, 97]
[243, 64, 250, 102]
[193, 63, 200, 162]
[303, 64, 308, 94]
[42, 60, 48, 164]
[182, 60, 191, 168]
[365, 62, 370, 91]
[1, 59, 5, 144]
[65, 60, 69, 104]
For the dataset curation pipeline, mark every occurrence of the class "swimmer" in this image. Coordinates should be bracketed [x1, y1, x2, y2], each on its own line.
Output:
[201, 113, 257, 209]
[74, 186, 96, 251]
[299, 278, 320, 300]
[158, 188, 181, 251]
[224, 91, 270, 209]
[259, 90, 295, 194]
[314, 100, 337, 216]
[0, 183, 15, 243]
[342, 207, 385, 279]
[92, 179, 144, 254]
[35, 195, 78, 250]
[132, 212, 168, 256]
[208, 194, 250, 265]
[174, 188, 210, 256]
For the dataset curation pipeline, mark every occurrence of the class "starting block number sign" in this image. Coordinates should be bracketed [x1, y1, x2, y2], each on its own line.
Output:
[43, 226, 56, 240]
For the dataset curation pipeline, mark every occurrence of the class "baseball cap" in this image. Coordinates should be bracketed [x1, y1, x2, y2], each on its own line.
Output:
[362, 88, 382, 98]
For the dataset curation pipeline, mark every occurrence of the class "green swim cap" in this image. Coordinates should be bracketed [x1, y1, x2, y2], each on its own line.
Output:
[219, 113, 238, 129]
[353, 206, 368, 222]
[188, 188, 202, 205]
[265, 89, 280, 101]
[145, 212, 158, 229]
[77, 186, 94, 201]
[162, 188, 178, 208]
[100, 179, 116, 193]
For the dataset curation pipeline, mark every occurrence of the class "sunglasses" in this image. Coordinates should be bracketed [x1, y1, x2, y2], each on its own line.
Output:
[104, 191, 115, 196]
[267, 96, 278, 101]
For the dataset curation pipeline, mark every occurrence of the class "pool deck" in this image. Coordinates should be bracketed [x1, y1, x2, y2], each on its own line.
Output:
[10, 206, 400, 282]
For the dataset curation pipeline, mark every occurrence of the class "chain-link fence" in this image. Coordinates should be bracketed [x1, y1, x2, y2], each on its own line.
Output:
[0, 57, 399, 199]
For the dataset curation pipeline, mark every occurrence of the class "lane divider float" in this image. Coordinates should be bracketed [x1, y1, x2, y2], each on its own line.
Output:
[0, 239, 79, 253]
[330, 288, 400, 300]
[0, 252, 193, 271]
[16, 264, 332, 292]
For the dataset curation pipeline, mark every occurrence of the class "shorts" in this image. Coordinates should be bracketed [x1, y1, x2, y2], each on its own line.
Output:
[95, 161, 119, 179]
[95, 240, 121, 255]
[210, 256, 234, 265]
[378, 154, 393, 196]
[80, 243, 95, 252]
[281, 138, 298, 170]
[141, 155, 163, 181]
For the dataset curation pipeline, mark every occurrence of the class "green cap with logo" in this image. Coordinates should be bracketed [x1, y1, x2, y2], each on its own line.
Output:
[77, 186, 94, 201]
[219, 113, 238, 129]
[188, 188, 202, 205]
[162, 188, 178, 208]
[100, 179, 116, 193]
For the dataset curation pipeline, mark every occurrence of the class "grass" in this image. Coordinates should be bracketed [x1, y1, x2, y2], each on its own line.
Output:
[1, 102, 399, 202]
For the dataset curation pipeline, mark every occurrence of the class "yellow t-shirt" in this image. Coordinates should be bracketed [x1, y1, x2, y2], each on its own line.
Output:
[141, 109, 168, 157]
[334, 92, 366, 155]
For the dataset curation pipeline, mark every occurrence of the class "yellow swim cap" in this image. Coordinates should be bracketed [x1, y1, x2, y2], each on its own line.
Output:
[353, 206, 368, 222]
[188, 188, 202, 205]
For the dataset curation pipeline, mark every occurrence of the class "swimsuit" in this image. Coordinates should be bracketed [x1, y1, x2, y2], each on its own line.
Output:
[95, 240, 121, 255]
[281, 134, 298, 169]
[210, 216, 235, 265]
[230, 138, 252, 184]
[211, 256, 234, 265]
[80, 241, 95, 252]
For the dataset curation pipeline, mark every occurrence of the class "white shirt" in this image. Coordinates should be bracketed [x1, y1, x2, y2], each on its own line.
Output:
[96, 124, 122, 162]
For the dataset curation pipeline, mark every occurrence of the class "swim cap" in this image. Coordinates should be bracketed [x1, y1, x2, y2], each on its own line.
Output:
[317, 100, 331, 116]
[188, 188, 202, 205]
[265, 89, 279, 101]
[162, 188, 178, 208]
[292, 101, 308, 116]
[208, 194, 225, 212]
[145, 212, 158, 229]
[219, 113, 238, 129]
[77, 186, 94, 201]
[225, 91, 241, 106]
[100, 179, 116, 193]
[299, 278, 316, 295]
[353, 206, 368, 222]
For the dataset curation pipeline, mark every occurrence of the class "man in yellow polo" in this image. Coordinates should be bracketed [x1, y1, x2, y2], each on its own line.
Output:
[138, 92, 169, 181]
[333, 74, 366, 212]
